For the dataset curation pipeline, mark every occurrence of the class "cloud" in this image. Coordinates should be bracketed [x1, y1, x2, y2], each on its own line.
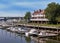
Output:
[12, 1, 49, 10]
[0, 0, 60, 17]
[13, 1, 48, 7]
[12, 0, 59, 10]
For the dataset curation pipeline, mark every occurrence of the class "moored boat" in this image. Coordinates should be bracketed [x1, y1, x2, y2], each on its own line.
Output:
[17, 27, 28, 34]
[6, 27, 13, 31]
[10, 27, 16, 32]
[38, 31, 58, 37]
[7, 27, 18, 32]
[25, 29, 38, 37]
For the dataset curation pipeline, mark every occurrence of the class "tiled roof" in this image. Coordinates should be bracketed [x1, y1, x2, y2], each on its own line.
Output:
[33, 9, 45, 15]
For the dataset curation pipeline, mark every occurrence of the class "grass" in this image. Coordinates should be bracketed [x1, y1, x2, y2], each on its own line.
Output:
[29, 23, 60, 27]
[17, 21, 60, 28]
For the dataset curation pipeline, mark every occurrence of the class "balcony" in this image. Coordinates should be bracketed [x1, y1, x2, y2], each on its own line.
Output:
[31, 14, 45, 17]
[30, 18, 49, 21]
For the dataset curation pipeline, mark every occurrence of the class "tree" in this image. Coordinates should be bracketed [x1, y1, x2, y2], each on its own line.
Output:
[45, 2, 60, 24]
[24, 12, 31, 22]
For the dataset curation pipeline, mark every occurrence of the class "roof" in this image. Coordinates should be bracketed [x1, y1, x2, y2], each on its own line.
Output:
[33, 9, 45, 15]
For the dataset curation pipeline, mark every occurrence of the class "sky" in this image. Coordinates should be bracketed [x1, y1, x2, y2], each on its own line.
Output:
[0, 0, 60, 17]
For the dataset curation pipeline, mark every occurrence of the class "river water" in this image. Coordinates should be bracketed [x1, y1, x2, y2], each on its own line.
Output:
[0, 29, 35, 43]
[0, 28, 60, 43]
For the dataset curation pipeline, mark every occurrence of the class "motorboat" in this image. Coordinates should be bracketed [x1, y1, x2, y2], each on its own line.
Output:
[11, 27, 19, 32]
[17, 27, 28, 34]
[38, 31, 58, 37]
[14, 27, 18, 32]
[6, 27, 10, 30]
[6, 27, 13, 31]
[10, 27, 16, 32]
[25, 29, 38, 36]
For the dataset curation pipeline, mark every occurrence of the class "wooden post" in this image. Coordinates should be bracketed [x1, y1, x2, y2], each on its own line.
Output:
[38, 21, 39, 32]
[57, 28, 58, 35]
[57, 34, 58, 41]
[37, 37, 39, 43]
[41, 21, 42, 24]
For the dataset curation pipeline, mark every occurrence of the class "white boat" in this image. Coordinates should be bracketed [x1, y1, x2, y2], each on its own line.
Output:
[25, 32, 29, 37]
[7, 27, 18, 32]
[6, 27, 13, 31]
[11, 27, 19, 32]
[38, 31, 58, 37]
[17, 27, 28, 34]
[10, 27, 16, 32]
[14, 27, 18, 32]
[25, 29, 38, 36]
[7, 27, 10, 30]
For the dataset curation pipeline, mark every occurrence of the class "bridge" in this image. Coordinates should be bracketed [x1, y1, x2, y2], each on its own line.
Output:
[0, 17, 24, 21]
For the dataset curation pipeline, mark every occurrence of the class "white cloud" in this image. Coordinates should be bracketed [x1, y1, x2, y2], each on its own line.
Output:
[0, 0, 60, 17]
[13, 1, 48, 6]
[13, 0, 60, 9]
[12, 1, 52, 9]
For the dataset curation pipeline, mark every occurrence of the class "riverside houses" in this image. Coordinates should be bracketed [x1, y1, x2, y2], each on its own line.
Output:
[30, 9, 49, 24]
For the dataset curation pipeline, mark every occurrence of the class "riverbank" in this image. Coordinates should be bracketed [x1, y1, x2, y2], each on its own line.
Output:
[18, 22, 60, 28]
[16, 22, 60, 30]
[14, 22, 60, 34]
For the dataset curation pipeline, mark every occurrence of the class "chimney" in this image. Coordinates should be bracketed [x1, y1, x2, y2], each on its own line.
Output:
[34, 10, 35, 13]
[39, 9, 41, 12]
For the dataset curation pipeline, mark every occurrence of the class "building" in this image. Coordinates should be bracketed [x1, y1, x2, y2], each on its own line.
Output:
[30, 9, 49, 24]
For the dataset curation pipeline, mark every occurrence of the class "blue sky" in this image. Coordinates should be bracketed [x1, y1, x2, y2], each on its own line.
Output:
[0, 0, 60, 17]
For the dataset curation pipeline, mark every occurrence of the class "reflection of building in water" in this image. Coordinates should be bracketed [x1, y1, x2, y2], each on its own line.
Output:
[30, 9, 49, 24]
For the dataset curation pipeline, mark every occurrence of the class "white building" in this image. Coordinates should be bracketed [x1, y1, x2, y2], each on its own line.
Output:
[30, 9, 49, 24]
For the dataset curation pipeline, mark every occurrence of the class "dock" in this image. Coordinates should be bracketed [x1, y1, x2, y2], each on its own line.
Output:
[0, 22, 60, 34]
[31, 36, 60, 43]
[15, 24, 60, 34]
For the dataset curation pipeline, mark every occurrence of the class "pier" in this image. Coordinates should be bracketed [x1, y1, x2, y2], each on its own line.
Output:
[0, 22, 60, 34]
[15, 23, 60, 34]
[31, 36, 60, 43]
[0, 22, 60, 43]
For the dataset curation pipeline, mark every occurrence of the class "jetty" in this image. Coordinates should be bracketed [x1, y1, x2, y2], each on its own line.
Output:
[14, 23, 60, 34]
[31, 36, 60, 43]
[0, 21, 60, 34]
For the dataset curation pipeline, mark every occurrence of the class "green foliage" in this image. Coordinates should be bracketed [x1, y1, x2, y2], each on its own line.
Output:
[45, 2, 60, 24]
[24, 12, 31, 20]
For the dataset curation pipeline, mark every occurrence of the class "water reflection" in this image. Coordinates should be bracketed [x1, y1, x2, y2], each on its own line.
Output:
[0, 29, 35, 43]
[25, 36, 31, 43]
[0, 28, 60, 43]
